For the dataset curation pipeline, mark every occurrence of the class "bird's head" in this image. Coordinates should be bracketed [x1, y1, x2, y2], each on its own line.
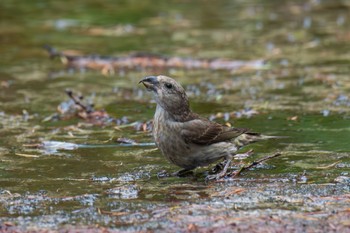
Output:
[139, 75, 190, 117]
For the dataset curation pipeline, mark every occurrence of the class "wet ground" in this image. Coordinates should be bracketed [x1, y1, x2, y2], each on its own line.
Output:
[0, 0, 350, 232]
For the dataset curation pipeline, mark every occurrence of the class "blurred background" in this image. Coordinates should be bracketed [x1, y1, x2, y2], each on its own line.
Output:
[0, 0, 349, 231]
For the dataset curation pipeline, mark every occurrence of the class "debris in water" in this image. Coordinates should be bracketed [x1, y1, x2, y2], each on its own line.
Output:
[208, 108, 259, 121]
[321, 109, 330, 117]
[15, 153, 40, 158]
[116, 137, 137, 145]
[334, 176, 350, 184]
[44, 45, 266, 75]
[287, 115, 298, 121]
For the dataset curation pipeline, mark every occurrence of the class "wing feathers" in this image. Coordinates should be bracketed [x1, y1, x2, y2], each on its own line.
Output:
[181, 118, 250, 145]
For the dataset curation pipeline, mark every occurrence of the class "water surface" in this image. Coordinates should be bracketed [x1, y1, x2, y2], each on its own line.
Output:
[0, 0, 349, 232]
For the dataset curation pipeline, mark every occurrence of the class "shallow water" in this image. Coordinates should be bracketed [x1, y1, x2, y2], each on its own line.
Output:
[0, 0, 350, 232]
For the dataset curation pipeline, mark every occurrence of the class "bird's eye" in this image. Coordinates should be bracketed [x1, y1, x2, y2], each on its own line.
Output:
[165, 83, 173, 89]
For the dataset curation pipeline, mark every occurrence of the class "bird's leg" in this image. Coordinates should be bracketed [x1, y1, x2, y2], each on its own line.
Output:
[206, 154, 233, 181]
[207, 150, 255, 180]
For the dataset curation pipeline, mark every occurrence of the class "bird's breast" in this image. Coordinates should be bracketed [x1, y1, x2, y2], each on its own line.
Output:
[153, 110, 191, 166]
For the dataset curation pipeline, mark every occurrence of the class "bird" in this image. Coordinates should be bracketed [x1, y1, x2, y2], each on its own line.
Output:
[139, 75, 279, 180]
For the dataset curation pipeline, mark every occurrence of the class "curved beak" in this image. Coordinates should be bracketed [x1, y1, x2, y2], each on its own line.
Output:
[139, 76, 159, 91]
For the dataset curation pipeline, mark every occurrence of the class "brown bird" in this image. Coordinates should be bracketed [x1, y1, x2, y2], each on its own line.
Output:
[140, 75, 278, 180]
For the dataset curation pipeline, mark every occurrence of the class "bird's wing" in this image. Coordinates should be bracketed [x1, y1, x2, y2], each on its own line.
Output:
[181, 118, 250, 145]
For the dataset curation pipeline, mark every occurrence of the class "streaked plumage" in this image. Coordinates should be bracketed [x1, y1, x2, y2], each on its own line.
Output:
[140, 75, 277, 179]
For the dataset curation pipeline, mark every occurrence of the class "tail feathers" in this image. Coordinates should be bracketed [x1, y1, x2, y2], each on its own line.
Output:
[233, 132, 287, 148]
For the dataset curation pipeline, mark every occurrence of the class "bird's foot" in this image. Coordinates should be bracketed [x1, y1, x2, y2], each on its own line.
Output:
[157, 170, 171, 178]
[172, 169, 194, 177]
[205, 171, 226, 181]
[211, 161, 225, 173]
[207, 150, 255, 181]
[206, 157, 233, 181]
[157, 169, 193, 178]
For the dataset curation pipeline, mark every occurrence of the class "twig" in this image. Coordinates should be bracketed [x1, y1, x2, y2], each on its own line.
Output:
[16, 153, 40, 158]
[231, 152, 282, 177]
[315, 161, 340, 169]
[65, 89, 94, 113]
